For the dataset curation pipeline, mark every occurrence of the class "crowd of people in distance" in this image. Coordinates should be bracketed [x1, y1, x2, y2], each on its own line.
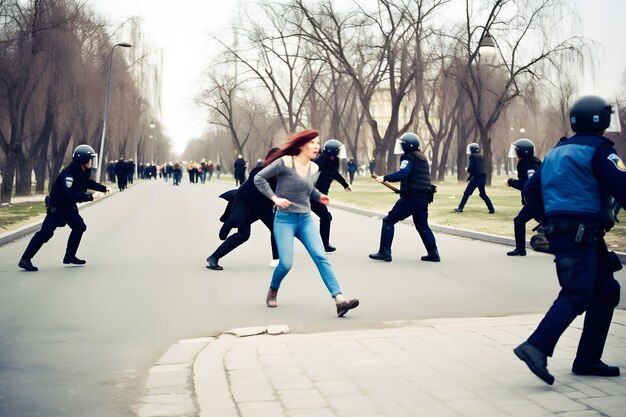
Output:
[105, 159, 224, 188]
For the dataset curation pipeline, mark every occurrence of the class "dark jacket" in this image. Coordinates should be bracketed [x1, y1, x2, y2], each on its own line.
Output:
[524, 133, 626, 228]
[508, 156, 542, 204]
[50, 161, 106, 209]
[384, 152, 432, 198]
[467, 154, 487, 179]
[314, 154, 350, 194]
[220, 165, 277, 227]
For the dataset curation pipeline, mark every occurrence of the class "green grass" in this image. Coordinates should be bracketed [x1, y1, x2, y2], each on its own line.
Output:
[0, 201, 46, 230]
[330, 174, 626, 252]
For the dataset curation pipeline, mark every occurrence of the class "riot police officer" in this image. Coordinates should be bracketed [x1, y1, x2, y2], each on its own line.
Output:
[505, 138, 542, 256]
[514, 95, 625, 384]
[311, 139, 352, 252]
[453, 143, 495, 214]
[18, 144, 111, 271]
[369, 133, 440, 262]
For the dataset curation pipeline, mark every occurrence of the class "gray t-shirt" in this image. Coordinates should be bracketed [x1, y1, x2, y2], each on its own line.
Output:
[254, 157, 322, 213]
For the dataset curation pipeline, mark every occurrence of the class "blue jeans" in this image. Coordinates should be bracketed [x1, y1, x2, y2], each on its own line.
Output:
[271, 211, 342, 297]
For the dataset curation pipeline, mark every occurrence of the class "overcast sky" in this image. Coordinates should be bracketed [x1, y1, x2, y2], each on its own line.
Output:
[90, 0, 625, 154]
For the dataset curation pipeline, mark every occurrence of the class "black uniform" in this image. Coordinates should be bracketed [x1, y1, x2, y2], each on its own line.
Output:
[115, 159, 127, 191]
[369, 152, 439, 262]
[234, 157, 247, 186]
[507, 156, 542, 255]
[20, 161, 107, 266]
[207, 165, 278, 269]
[516, 133, 626, 384]
[311, 153, 350, 251]
[456, 154, 495, 213]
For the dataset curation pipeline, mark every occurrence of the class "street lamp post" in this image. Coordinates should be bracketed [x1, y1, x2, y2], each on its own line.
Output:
[96, 42, 132, 183]
[149, 135, 154, 163]
[149, 122, 156, 164]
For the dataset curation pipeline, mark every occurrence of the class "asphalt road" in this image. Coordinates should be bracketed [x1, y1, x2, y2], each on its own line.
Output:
[1, 179, 624, 417]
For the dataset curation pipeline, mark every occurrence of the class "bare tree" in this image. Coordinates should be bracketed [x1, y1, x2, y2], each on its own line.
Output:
[455, 0, 587, 184]
[289, 0, 446, 172]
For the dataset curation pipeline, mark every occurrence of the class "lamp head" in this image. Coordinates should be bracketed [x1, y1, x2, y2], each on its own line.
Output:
[478, 33, 496, 59]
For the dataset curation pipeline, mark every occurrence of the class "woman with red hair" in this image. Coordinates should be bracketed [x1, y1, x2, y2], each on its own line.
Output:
[255, 129, 359, 317]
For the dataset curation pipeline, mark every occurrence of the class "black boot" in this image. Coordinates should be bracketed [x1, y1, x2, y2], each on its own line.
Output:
[514, 341, 554, 385]
[369, 251, 392, 262]
[572, 359, 620, 377]
[421, 247, 440, 262]
[18, 258, 38, 272]
[206, 255, 223, 270]
[320, 219, 335, 252]
[63, 256, 86, 265]
[369, 220, 393, 262]
[509, 220, 527, 255]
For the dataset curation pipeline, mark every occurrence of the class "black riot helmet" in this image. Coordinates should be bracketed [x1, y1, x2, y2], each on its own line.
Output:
[322, 139, 347, 158]
[394, 132, 421, 154]
[72, 144, 98, 166]
[508, 138, 535, 158]
[466, 143, 480, 155]
[569, 95, 613, 133]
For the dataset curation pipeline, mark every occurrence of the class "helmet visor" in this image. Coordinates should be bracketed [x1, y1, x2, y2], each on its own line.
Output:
[606, 101, 622, 132]
[337, 146, 347, 159]
[507, 144, 518, 158]
[393, 139, 404, 154]
[465, 144, 473, 155]
[90, 153, 98, 167]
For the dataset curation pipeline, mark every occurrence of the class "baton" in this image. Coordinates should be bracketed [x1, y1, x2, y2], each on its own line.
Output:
[371, 173, 400, 194]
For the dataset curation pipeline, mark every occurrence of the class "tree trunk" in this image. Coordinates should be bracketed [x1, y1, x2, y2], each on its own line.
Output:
[480, 127, 493, 186]
[1, 148, 18, 204]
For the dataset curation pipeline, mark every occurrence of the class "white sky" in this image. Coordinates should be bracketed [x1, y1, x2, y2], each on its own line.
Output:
[90, 0, 625, 154]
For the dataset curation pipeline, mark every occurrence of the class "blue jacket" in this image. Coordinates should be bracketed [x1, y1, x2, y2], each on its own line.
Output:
[524, 133, 626, 227]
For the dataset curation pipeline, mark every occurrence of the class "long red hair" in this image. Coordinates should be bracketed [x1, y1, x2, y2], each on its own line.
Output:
[264, 129, 319, 165]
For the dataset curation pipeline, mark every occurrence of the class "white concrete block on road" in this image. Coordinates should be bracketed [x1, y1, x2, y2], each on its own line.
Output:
[267, 324, 290, 335]
[224, 326, 268, 337]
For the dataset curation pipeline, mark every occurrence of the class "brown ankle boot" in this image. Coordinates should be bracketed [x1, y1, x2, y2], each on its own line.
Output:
[266, 287, 278, 308]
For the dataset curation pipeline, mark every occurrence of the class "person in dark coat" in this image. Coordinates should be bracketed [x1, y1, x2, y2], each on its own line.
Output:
[233, 155, 247, 186]
[18, 145, 110, 271]
[206, 148, 280, 270]
[346, 157, 357, 184]
[453, 143, 495, 213]
[311, 139, 352, 252]
[505, 138, 543, 256]
[127, 159, 136, 184]
[114, 158, 128, 191]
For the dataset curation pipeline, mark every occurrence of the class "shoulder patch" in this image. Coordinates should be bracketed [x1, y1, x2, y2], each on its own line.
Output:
[65, 176, 74, 188]
[607, 153, 626, 172]
[527, 169, 536, 178]
[400, 160, 409, 169]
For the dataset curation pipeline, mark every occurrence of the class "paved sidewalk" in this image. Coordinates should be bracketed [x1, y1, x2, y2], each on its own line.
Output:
[140, 312, 626, 417]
